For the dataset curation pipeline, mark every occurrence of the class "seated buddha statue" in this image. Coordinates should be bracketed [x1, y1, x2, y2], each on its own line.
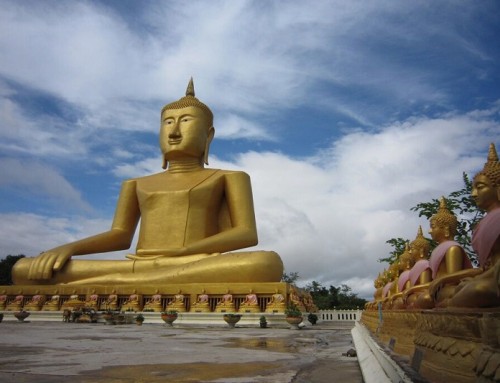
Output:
[121, 290, 142, 312]
[62, 290, 85, 310]
[215, 290, 235, 312]
[24, 290, 46, 311]
[144, 289, 163, 312]
[100, 290, 118, 311]
[266, 289, 286, 313]
[403, 227, 432, 309]
[367, 270, 388, 310]
[190, 289, 210, 312]
[447, 143, 500, 308]
[6, 290, 24, 311]
[42, 289, 61, 311]
[426, 197, 473, 307]
[84, 289, 99, 309]
[390, 242, 413, 309]
[166, 290, 186, 312]
[238, 289, 260, 313]
[12, 79, 283, 286]
[0, 290, 7, 310]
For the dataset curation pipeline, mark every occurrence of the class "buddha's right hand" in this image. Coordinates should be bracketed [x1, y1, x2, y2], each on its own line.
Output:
[28, 247, 74, 280]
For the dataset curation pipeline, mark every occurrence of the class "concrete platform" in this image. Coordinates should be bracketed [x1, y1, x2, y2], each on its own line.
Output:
[0, 320, 362, 383]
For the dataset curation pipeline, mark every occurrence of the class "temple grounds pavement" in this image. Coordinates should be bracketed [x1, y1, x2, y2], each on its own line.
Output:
[0, 320, 362, 383]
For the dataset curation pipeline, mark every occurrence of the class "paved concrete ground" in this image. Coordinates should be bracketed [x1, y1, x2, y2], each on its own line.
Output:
[0, 321, 362, 383]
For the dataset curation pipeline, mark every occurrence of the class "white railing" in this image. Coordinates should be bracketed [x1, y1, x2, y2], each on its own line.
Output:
[319, 309, 362, 322]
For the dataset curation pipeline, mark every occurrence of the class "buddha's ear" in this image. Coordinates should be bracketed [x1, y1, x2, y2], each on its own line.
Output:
[204, 126, 215, 165]
[444, 227, 450, 239]
[162, 153, 168, 170]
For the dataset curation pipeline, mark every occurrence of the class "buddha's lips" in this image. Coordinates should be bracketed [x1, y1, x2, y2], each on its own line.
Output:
[168, 138, 182, 144]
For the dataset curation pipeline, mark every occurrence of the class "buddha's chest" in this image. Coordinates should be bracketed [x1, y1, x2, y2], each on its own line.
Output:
[136, 171, 224, 210]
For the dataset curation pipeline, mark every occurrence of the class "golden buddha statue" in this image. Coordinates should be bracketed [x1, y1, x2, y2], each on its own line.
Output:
[144, 289, 163, 312]
[390, 243, 413, 309]
[12, 79, 283, 286]
[84, 289, 99, 309]
[100, 290, 118, 311]
[61, 290, 85, 310]
[166, 290, 186, 312]
[24, 290, 46, 311]
[403, 227, 432, 309]
[447, 143, 500, 307]
[121, 289, 142, 312]
[266, 289, 286, 313]
[190, 289, 210, 312]
[425, 197, 473, 307]
[6, 290, 24, 311]
[42, 289, 61, 311]
[238, 289, 260, 313]
[215, 289, 235, 312]
[0, 290, 7, 310]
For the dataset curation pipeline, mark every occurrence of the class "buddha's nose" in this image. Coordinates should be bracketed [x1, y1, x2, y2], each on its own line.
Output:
[169, 122, 181, 137]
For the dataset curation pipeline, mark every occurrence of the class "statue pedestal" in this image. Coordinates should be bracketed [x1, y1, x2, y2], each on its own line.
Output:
[360, 309, 500, 383]
[0, 282, 297, 314]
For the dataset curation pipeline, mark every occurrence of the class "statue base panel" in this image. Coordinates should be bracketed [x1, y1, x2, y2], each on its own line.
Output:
[360, 309, 500, 383]
[0, 282, 293, 314]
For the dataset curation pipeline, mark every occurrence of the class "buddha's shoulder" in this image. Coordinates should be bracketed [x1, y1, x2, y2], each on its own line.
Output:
[125, 169, 250, 183]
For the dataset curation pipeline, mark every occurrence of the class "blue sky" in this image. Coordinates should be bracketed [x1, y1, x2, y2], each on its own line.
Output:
[0, 0, 499, 298]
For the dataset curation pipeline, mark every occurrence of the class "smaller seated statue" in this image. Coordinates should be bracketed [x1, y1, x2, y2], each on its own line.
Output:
[0, 290, 7, 310]
[448, 143, 500, 308]
[61, 290, 85, 311]
[166, 290, 186, 312]
[266, 289, 286, 313]
[403, 227, 432, 309]
[190, 289, 210, 312]
[384, 259, 405, 309]
[388, 243, 413, 309]
[215, 289, 236, 312]
[143, 289, 163, 312]
[366, 270, 388, 310]
[425, 197, 474, 307]
[100, 290, 118, 311]
[6, 290, 24, 311]
[42, 290, 61, 311]
[84, 289, 99, 309]
[121, 289, 142, 312]
[24, 290, 46, 311]
[238, 289, 260, 313]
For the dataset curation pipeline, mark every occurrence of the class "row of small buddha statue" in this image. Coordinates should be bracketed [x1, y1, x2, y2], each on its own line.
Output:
[368, 142, 500, 310]
[0, 288, 297, 313]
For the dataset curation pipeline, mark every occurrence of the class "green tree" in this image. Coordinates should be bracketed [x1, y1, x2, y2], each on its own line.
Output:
[0, 255, 25, 285]
[304, 281, 367, 310]
[282, 271, 300, 284]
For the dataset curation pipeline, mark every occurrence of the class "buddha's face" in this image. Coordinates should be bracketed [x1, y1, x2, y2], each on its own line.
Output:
[160, 106, 213, 161]
[429, 220, 446, 243]
[472, 174, 500, 212]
